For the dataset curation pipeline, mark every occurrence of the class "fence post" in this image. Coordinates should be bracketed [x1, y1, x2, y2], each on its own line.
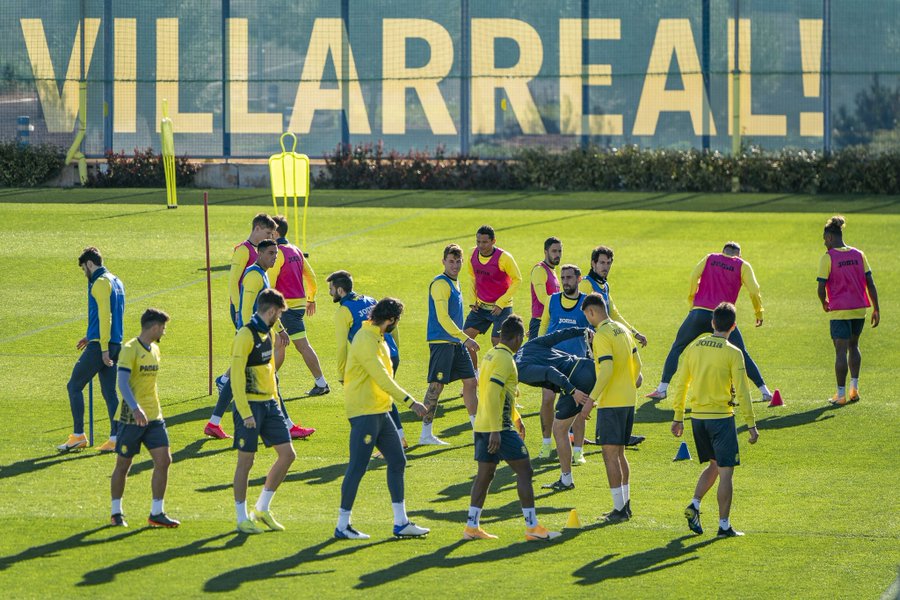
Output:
[823, 0, 832, 154]
[701, 0, 710, 151]
[222, 0, 231, 157]
[340, 0, 350, 150]
[580, 0, 590, 150]
[460, 0, 470, 155]
[731, 0, 741, 192]
[103, 0, 112, 154]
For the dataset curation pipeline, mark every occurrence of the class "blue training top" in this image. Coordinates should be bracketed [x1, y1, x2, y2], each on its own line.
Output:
[427, 274, 464, 343]
[86, 266, 125, 344]
[545, 292, 590, 356]
[341, 292, 398, 357]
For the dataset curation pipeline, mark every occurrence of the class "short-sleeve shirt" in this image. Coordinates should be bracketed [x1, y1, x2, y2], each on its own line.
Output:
[116, 337, 163, 423]
[475, 344, 521, 432]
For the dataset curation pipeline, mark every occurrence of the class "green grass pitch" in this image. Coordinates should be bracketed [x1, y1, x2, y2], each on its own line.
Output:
[0, 188, 898, 598]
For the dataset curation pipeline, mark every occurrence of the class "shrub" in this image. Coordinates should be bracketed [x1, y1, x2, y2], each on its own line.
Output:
[0, 140, 65, 187]
[88, 148, 198, 188]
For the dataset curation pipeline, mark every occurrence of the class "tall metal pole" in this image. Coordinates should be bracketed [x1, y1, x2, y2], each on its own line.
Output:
[460, 0, 470, 155]
[340, 0, 350, 150]
[580, 0, 589, 150]
[222, 0, 231, 157]
[701, 0, 710, 151]
[103, 0, 112, 153]
[823, 0, 832, 154]
[731, 0, 741, 192]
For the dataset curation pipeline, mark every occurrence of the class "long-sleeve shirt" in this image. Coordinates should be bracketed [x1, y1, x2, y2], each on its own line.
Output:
[270, 238, 317, 309]
[516, 327, 592, 394]
[589, 319, 641, 408]
[343, 322, 412, 419]
[428, 275, 470, 344]
[688, 255, 764, 321]
[669, 333, 756, 428]
[579, 274, 637, 334]
[228, 241, 256, 309]
[466, 249, 522, 308]
[115, 337, 162, 423]
[475, 343, 521, 432]
[231, 316, 278, 418]
[86, 267, 125, 351]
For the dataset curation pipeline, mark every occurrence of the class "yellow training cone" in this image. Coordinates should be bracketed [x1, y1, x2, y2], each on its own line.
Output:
[565, 508, 582, 529]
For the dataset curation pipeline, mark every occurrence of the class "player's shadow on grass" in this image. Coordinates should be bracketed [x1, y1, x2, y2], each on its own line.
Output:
[129, 438, 232, 477]
[159, 405, 221, 429]
[205, 537, 394, 592]
[197, 461, 349, 493]
[635, 396, 674, 424]
[739, 405, 836, 432]
[355, 522, 605, 589]
[0, 526, 143, 571]
[571, 534, 721, 585]
[0, 451, 99, 481]
[78, 532, 248, 586]
[431, 463, 558, 504]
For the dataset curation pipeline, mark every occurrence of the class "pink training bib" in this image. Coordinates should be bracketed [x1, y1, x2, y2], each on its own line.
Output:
[693, 253, 744, 310]
[274, 242, 307, 300]
[531, 262, 560, 318]
[235, 240, 258, 289]
[471, 247, 510, 304]
[825, 247, 870, 311]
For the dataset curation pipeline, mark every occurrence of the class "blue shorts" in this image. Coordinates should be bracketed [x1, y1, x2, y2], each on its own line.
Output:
[464, 306, 512, 337]
[595, 406, 635, 446]
[233, 399, 291, 452]
[115, 419, 169, 458]
[528, 317, 541, 340]
[281, 307, 307, 340]
[691, 416, 740, 467]
[427, 342, 475, 384]
[474, 430, 529, 464]
[555, 394, 580, 420]
[830, 318, 865, 340]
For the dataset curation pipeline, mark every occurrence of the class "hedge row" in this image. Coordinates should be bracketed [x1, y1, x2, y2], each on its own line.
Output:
[0, 140, 63, 187]
[315, 144, 900, 195]
[88, 148, 198, 188]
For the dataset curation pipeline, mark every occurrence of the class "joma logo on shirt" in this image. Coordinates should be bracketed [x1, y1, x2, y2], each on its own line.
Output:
[710, 260, 735, 271]
[475, 268, 493, 277]
[698, 339, 723, 348]
[838, 259, 859, 267]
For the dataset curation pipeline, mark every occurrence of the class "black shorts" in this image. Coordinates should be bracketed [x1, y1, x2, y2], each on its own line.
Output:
[555, 394, 581, 420]
[691, 416, 740, 467]
[427, 343, 475, 384]
[474, 430, 529, 464]
[830, 318, 865, 340]
[595, 406, 635, 446]
[281, 307, 307, 340]
[391, 354, 400, 375]
[528, 317, 541, 340]
[233, 399, 291, 452]
[115, 419, 169, 457]
[463, 306, 512, 337]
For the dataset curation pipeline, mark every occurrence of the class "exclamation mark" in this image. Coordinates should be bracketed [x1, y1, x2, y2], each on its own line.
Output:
[799, 19, 823, 137]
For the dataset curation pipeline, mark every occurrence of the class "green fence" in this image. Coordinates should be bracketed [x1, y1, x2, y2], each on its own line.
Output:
[1, 0, 898, 158]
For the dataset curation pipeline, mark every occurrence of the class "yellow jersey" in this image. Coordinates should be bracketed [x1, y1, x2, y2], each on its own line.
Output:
[343, 322, 412, 418]
[590, 319, 641, 408]
[231, 320, 278, 418]
[116, 337, 163, 423]
[475, 343, 521, 432]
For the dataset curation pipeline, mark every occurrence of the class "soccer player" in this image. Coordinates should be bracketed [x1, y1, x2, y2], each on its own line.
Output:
[110, 308, 178, 528]
[269, 215, 329, 397]
[579, 245, 648, 348]
[463, 225, 522, 370]
[647, 242, 774, 402]
[206, 241, 307, 440]
[817, 216, 880, 405]
[529, 237, 561, 339]
[422, 244, 480, 445]
[231, 289, 296, 534]
[465, 314, 561, 541]
[227, 213, 277, 330]
[328, 270, 407, 449]
[577, 294, 643, 523]
[536, 264, 590, 463]
[669, 302, 760, 538]
[59, 246, 126, 453]
[334, 298, 430, 540]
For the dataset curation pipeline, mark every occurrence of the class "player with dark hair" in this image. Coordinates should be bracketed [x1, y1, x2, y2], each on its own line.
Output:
[110, 308, 178, 528]
[647, 242, 773, 402]
[578, 293, 643, 522]
[670, 302, 759, 538]
[817, 216, 880, 405]
[328, 270, 407, 450]
[529, 237, 561, 340]
[421, 244, 480, 445]
[228, 213, 277, 330]
[579, 245, 647, 348]
[231, 289, 296, 534]
[270, 215, 329, 397]
[463, 225, 522, 371]
[60, 246, 126, 453]
[334, 298, 430, 540]
[465, 314, 560, 541]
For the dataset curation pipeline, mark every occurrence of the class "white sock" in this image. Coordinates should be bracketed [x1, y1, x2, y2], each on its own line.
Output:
[837, 385, 846, 397]
[466, 506, 482, 528]
[474, 369, 479, 381]
[285, 417, 295, 428]
[111, 498, 122, 515]
[622, 483, 630, 502]
[691, 497, 701, 511]
[719, 517, 730, 530]
[422, 421, 433, 438]
[209, 415, 222, 426]
[560, 471, 574, 486]
[337, 508, 352, 530]
[611, 487, 625, 511]
[397, 427, 405, 438]
[220, 373, 229, 384]
[850, 377, 859, 389]
[542, 437, 552, 446]
[109, 435, 117, 443]
[573, 446, 582, 455]
[236, 501, 248, 523]
[315, 376, 328, 387]
[658, 382, 669, 393]
[392, 501, 408, 527]
[151, 498, 164, 515]
[522, 507, 537, 528]
[759, 384, 772, 396]
[469, 415, 476, 428]
[256, 488, 275, 512]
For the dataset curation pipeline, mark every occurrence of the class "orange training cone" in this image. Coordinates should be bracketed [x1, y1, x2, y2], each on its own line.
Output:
[566, 509, 582, 529]
[768, 389, 784, 407]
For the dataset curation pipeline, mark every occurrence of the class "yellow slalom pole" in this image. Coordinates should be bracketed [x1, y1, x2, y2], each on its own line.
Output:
[160, 99, 178, 208]
[65, 82, 88, 185]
